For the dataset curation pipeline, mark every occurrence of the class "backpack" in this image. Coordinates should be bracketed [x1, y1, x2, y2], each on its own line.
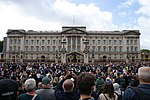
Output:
[114, 91, 123, 100]
[130, 87, 150, 100]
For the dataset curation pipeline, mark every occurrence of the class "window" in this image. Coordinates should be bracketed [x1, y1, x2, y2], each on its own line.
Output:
[114, 54, 117, 59]
[26, 40, 28, 45]
[68, 46, 71, 52]
[25, 46, 28, 51]
[134, 40, 137, 45]
[59, 40, 61, 45]
[37, 40, 39, 44]
[77, 37, 80, 45]
[18, 46, 20, 51]
[119, 40, 122, 45]
[135, 47, 137, 51]
[120, 54, 122, 59]
[127, 40, 129, 45]
[92, 46, 95, 51]
[114, 40, 117, 45]
[109, 46, 111, 52]
[93, 40, 95, 44]
[14, 39, 17, 44]
[98, 40, 101, 44]
[10, 39, 12, 45]
[68, 37, 71, 45]
[42, 46, 45, 51]
[109, 40, 111, 45]
[103, 46, 106, 52]
[53, 46, 56, 51]
[77, 46, 80, 52]
[127, 47, 129, 52]
[114, 46, 117, 52]
[31, 40, 34, 45]
[42, 40, 44, 45]
[98, 46, 101, 52]
[14, 46, 16, 51]
[103, 40, 106, 45]
[31, 54, 33, 59]
[47, 46, 50, 51]
[58, 46, 61, 51]
[131, 46, 133, 52]
[18, 39, 21, 45]
[10, 46, 12, 51]
[48, 40, 50, 44]
[53, 40, 55, 44]
[36, 46, 39, 52]
[31, 46, 34, 51]
[119, 46, 122, 52]
[130, 40, 133, 45]
[72, 37, 76, 50]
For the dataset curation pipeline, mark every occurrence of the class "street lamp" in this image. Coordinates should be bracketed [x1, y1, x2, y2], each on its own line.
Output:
[83, 40, 89, 63]
[55, 50, 58, 63]
[83, 40, 89, 54]
[61, 41, 67, 54]
[61, 40, 67, 63]
[91, 49, 95, 63]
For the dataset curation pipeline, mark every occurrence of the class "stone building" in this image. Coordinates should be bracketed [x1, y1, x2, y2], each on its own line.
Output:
[2, 26, 141, 63]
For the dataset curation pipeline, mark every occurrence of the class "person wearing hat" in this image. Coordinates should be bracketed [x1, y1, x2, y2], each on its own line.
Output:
[0, 79, 18, 100]
[113, 83, 124, 100]
[36, 76, 56, 100]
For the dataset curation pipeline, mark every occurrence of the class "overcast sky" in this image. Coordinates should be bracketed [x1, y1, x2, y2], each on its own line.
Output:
[0, 0, 150, 49]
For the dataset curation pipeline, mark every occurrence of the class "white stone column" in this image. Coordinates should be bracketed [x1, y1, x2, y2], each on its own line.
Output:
[76, 36, 77, 51]
[84, 53, 88, 63]
[20, 36, 24, 50]
[61, 53, 66, 63]
[20, 36, 24, 63]
[71, 37, 72, 51]
[6, 37, 10, 61]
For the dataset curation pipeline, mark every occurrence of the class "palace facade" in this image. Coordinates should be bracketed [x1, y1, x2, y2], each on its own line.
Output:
[2, 26, 141, 63]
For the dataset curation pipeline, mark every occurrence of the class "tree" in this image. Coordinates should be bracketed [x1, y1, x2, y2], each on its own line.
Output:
[0, 41, 3, 52]
[141, 49, 150, 53]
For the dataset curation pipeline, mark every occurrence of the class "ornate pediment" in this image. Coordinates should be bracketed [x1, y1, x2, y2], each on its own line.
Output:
[61, 26, 87, 34]
[7, 29, 26, 34]
[123, 30, 140, 35]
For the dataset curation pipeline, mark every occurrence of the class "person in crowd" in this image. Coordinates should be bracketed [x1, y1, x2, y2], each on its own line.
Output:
[115, 74, 125, 85]
[113, 83, 124, 100]
[99, 82, 118, 100]
[129, 75, 139, 87]
[122, 67, 150, 100]
[95, 74, 104, 94]
[76, 72, 96, 100]
[37, 82, 43, 89]
[0, 79, 18, 100]
[36, 76, 56, 100]
[55, 79, 79, 100]
[53, 77, 59, 89]
[120, 82, 127, 92]
[17, 78, 42, 100]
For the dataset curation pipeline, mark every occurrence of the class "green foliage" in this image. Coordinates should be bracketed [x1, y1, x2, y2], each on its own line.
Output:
[141, 49, 150, 53]
[0, 41, 3, 52]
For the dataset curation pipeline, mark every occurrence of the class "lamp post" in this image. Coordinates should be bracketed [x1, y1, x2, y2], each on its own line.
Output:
[92, 49, 95, 63]
[126, 53, 131, 63]
[55, 50, 58, 63]
[83, 40, 89, 63]
[20, 50, 23, 63]
[61, 40, 67, 63]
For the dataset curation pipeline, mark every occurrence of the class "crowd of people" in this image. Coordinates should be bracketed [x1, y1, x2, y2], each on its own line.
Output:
[0, 61, 150, 100]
